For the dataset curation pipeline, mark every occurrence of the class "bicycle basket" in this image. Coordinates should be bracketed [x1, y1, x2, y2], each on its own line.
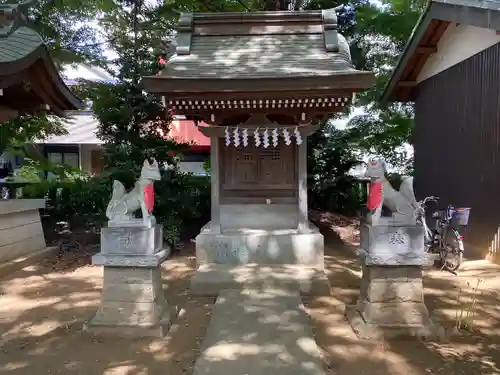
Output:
[451, 208, 471, 226]
[435, 209, 450, 221]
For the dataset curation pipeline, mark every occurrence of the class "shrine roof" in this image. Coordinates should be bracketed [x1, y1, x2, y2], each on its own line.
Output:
[0, 26, 43, 63]
[143, 10, 374, 97]
[0, 2, 82, 116]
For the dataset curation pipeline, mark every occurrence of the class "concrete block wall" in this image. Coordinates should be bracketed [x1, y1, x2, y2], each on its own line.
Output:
[0, 199, 47, 262]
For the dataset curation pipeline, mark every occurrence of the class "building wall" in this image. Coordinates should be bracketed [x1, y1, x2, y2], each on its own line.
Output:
[80, 144, 103, 175]
[79, 146, 208, 176]
[417, 23, 500, 83]
[178, 161, 207, 175]
[414, 41, 500, 258]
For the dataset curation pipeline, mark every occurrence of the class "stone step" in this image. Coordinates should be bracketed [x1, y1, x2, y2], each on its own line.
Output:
[190, 264, 331, 296]
[192, 289, 326, 375]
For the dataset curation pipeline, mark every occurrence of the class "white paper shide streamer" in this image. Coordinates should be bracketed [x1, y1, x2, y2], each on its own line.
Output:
[282, 127, 291, 146]
[222, 126, 302, 148]
[294, 126, 303, 145]
[242, 128, 249, 147]
[254, 127, 261, 147]
[271, 128, 279, 147]
[225, 126, 231, 146]
[263, 128, 270, 148]
[233, 126, 240, 147]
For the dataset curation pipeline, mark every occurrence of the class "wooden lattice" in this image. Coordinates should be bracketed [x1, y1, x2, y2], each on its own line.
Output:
[223, 141, 296, 190]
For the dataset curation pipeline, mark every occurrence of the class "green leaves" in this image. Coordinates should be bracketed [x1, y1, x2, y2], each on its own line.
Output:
[345, 103, 414, 170]
[0, 113, 67, 156]
[0, 0, 116, 67]
[83, 0, 208, 245]
[337, 0, 423, 173]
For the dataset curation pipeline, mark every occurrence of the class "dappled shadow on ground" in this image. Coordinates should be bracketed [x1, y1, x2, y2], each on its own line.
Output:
[0, 243, 215, 375]
[1, 217, 500, 375]
[190, 288, 329, 374]
[304, 224, 500, 375]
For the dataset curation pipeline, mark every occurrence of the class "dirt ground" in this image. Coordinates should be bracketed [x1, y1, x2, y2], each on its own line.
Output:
[1, 214, 500, 375]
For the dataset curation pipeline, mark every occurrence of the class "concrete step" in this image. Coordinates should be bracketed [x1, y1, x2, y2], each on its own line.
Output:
[192, 289, 326, 375]
[190, 264, 331, 296]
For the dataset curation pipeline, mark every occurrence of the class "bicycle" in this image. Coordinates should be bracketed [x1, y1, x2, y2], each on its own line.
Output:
[416, 196, 468, 272]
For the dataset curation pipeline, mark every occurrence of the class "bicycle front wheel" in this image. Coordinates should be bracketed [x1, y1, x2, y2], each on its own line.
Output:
[440, 245, 463, 272]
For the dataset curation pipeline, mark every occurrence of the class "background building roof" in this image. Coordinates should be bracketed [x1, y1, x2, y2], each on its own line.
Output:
[382, 0, 500, 102]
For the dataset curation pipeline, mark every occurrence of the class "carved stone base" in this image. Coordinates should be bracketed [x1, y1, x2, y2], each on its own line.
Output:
[359, 224, 434, 266]
[108, 216, 156, 228]
[345, 265, 444, 340]
[93, 224, 169, 267]
[84, 267, 172, 338]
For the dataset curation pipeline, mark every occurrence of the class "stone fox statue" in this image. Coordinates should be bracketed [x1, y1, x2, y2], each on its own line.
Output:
[106, 159, 161, 226]
[364, 157, 418, 225]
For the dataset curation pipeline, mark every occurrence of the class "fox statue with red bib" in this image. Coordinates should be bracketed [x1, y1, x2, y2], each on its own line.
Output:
[364, 157, 419, 226]
[106, 159, 161, 228]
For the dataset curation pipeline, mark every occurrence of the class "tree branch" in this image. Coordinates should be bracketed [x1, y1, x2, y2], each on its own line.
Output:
[236, 0, 252, 11]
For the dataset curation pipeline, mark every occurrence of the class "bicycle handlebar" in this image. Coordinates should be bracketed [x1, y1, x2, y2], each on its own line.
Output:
[421, 196, 439, 205]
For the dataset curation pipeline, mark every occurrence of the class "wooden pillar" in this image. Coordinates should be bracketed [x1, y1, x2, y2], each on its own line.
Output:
[297, 140, 309, 232]
[210, 136, 221, 233]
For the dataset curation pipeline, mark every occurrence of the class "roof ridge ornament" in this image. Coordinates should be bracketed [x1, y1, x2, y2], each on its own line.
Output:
[322, 7, 340, 53]
[176, 12, 193, 55]
[0, 0, 35, 38]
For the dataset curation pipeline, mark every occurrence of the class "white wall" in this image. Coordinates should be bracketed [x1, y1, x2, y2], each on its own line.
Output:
[178, 161, 207, 176]
[417, 23, 500, 83]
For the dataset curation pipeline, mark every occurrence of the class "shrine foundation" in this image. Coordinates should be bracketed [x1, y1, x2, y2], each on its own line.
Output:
[345, 223, 444, 340]
[84, 225, 173, 338]
[195, 224, 324, 266]
[195, 204, 324, 266]
[192, 204, 330, 296]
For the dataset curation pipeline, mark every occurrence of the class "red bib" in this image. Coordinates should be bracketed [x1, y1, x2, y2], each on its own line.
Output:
[143, 184, 154, 213]
[367, 181, 382, 211]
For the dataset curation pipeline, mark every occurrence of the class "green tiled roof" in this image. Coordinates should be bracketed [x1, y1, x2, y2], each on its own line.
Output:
[0, 26, 42, 63]
[0, 2, 82, 111]
[144, 10, 375, 96]
[163, 32, 354, 79]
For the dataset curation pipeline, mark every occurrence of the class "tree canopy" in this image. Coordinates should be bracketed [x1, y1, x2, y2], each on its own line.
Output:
[1, 0, 427, 216]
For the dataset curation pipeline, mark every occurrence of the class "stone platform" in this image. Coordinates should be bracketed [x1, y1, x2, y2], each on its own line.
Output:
[190, 264, 331, 296]
[192, 289, 325, 375]
[195, 224, 324, 266]
[345, 265, 444, 340]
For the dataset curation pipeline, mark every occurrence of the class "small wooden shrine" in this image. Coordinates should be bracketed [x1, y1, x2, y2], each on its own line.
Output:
[0, 2, 81, 123]
[143, 9, 374, 290]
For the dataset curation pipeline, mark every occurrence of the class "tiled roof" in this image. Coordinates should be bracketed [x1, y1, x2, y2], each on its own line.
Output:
[144, 10, 375, 96]
[38, 111, 102, 145]
[0, 26, 42, 63]
[0, 2, 82, 112]
[164, 32, 354, 79]
[39, 111, 210, 147]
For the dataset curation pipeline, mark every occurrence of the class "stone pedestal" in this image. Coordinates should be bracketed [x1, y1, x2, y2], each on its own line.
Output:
[84, 225, 172, 338]
[345, 223, 443, 340]
[191, 221, 331, 296]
